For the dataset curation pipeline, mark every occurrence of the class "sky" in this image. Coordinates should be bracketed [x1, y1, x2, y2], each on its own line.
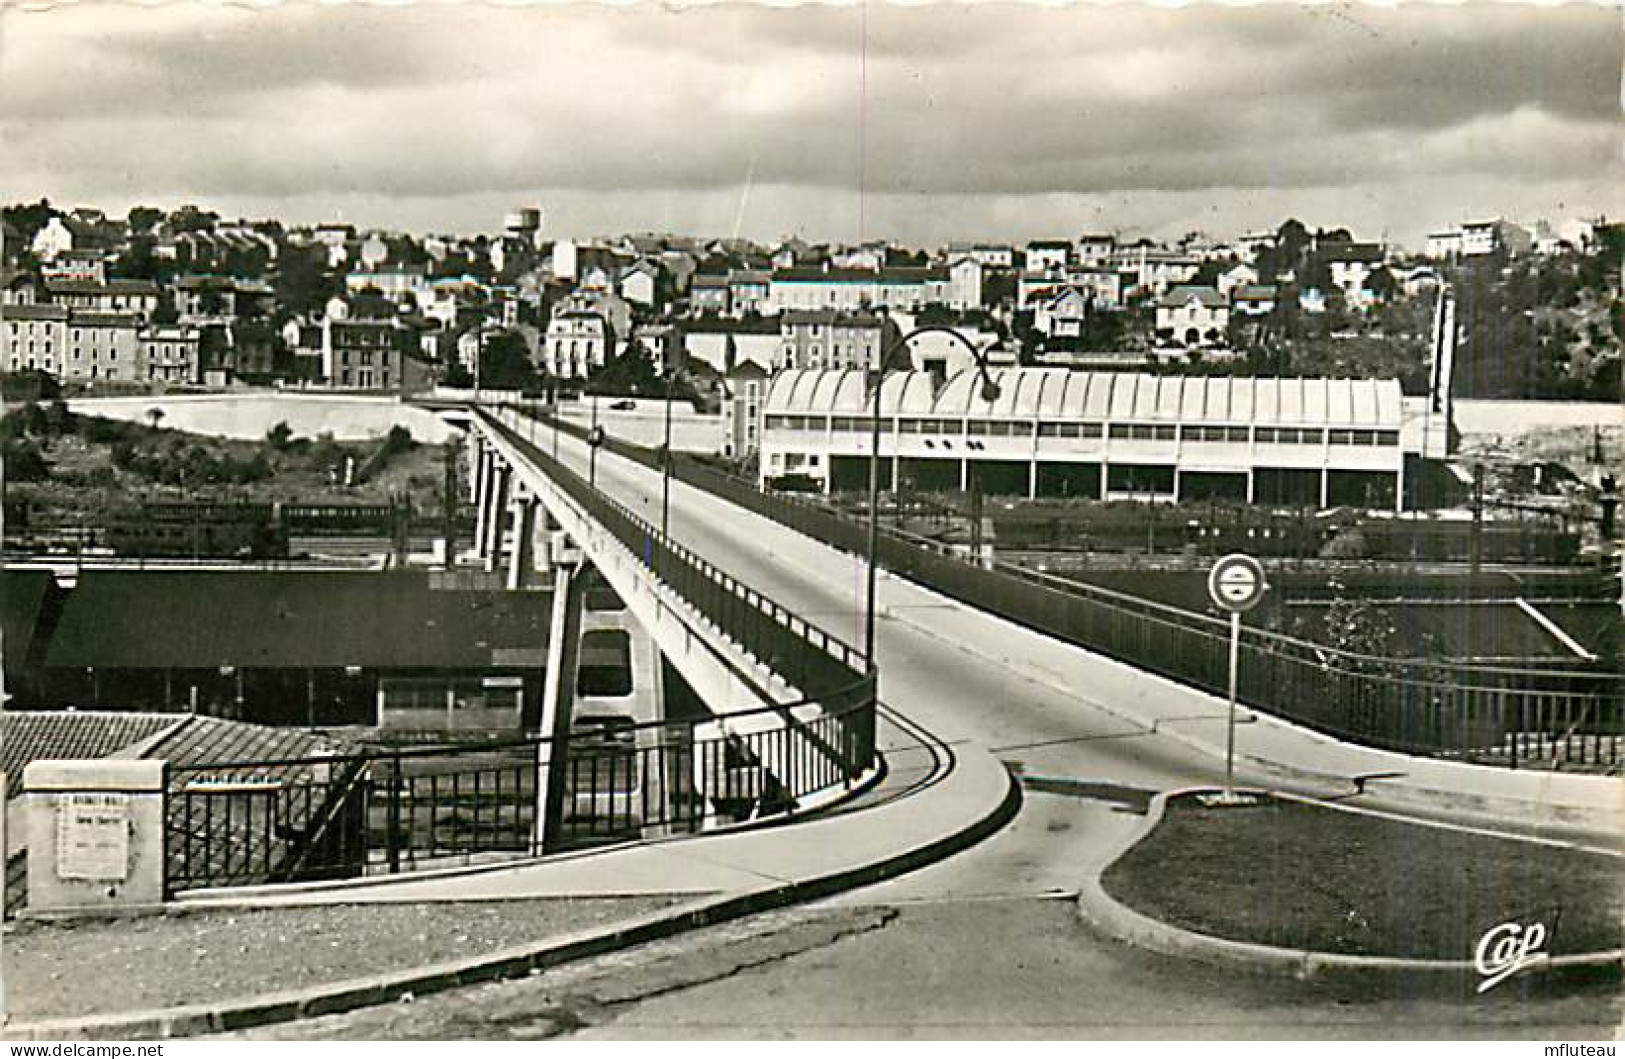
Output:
[1, 2, 1620, 249]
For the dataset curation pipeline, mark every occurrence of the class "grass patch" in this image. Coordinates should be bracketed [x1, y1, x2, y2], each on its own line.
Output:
[1102, 793, 1625, 961]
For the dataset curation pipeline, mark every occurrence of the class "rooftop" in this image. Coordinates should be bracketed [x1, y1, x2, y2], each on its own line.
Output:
[40, 570, 552, 670]
[782, 309, 884, 327]
[3, 304, 69, 321]
[765, 368, 1405, 427]
[1157, 285, 1227, 309]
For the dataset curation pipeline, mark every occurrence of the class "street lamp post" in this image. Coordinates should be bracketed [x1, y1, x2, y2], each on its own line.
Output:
[589, 392, 600, 488]
[661, 367, 680, 540]
[863, 326, 1003, 671]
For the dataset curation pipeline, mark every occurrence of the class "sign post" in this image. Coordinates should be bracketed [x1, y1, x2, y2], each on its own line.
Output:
[1206, 553, 1268, 802]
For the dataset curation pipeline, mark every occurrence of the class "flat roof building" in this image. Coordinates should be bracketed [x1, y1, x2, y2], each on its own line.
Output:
[759, 368, 1406, 509]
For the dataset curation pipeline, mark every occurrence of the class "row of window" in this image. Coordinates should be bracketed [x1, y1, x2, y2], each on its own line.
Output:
[765, 415, 1400, 447]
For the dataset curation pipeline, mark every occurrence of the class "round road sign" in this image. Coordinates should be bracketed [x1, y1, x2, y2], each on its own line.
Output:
[1207, 553, 1268, 613]
[587, 426, 606, 448]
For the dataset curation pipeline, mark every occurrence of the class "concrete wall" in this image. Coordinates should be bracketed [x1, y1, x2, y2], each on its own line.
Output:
[67, 393, 457, 443]
[1452, 399, 1623, 438]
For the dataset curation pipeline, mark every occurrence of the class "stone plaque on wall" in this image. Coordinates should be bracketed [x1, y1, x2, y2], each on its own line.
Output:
[56, 792, 131, 881]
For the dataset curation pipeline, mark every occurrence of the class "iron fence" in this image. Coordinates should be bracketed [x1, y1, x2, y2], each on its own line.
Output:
[517, 405, 1622, 769]
[166, 687, 874, 892]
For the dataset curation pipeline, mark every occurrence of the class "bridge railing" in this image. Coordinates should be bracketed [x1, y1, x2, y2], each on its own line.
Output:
[166, 686, 875, 892]
[521, 405, 1621, 770]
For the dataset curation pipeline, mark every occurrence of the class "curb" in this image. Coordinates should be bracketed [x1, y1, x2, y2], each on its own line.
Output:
[1074, 788, 1625, 982]
[5, 754, 1021, 1040]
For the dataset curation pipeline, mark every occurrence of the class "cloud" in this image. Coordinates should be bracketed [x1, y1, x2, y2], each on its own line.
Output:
[0, 2, 1619, 244]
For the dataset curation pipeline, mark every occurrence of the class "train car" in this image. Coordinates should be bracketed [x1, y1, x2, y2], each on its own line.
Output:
[105, 516, 289, 559]
[276, 502, 403, 536]
[1349, 520, 1579, 564]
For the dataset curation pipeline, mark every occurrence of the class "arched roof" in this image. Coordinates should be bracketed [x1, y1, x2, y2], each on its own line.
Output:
[763, 369, 1402, 427]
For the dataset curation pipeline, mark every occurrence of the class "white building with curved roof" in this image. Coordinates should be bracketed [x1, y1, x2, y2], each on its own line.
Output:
[760, 368, 1406, 508]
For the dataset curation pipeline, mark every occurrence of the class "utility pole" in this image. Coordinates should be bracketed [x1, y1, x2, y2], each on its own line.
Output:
[1470, 462, 1485, 578]
[441, 440, 457, 565]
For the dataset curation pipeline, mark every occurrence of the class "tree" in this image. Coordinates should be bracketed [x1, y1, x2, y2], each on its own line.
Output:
[126, 206, 164, 234]
[382, 425, 415, 457]
[478, 331, 541, 391]
[274, 244, 340, 317]
[442, 361, 474, 389]
[146, 407, 165, 432]
[1, 438, 48, 482]
[1, 369, 61, 402]
[167, 204, 219, 234]
[585, 340, 660, 396]
[2, 199, 54, 244]
[265, 421, 295, 451]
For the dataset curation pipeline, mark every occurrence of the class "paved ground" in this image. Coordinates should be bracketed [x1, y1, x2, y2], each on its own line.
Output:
[225, 895, 1623, 1040]
[376, 421, 1613, 1040]
[6, 897, 682, 1023]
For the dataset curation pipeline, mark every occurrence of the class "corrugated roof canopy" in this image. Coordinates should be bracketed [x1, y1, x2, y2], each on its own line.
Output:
[764, 369, 1403, 428]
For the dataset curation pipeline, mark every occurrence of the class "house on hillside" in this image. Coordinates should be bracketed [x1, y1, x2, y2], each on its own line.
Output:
[1155, 286, 1229, 347]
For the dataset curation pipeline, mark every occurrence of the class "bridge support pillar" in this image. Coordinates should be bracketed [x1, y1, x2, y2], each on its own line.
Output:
[535, 558, 584, 855]
[471, 444, 493, 561]
[506, 496, 540, 591]
[482, 461, 511, 572]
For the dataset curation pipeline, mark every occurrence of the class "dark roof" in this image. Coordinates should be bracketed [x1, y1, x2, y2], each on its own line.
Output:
[782, 309, 883, 327]
[785, 265, 947, 283]
[43, 570, 552, 670]
[1233, 284, 1279, 301]
[69, 311, 142, 328]
[1, 570, 55, 668]
[145, 714, 357, 768]
[1157, 285, 1227, 309]
[1, 711, 182, 797]
[1319, 242, 1385, 264]
[726, 360, 771, 380]
[45, 279, 159, 296]
[174, 274, 238, 291]
[3, 304, 69, 320]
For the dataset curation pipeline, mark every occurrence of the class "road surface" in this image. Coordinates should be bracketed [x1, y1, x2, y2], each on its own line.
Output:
[245, 419, 1622, 1038]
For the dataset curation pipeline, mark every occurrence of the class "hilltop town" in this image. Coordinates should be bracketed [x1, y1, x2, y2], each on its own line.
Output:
[3, 203, 1617, 410]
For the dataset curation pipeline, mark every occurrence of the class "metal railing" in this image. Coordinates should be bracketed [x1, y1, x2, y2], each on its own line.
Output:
[164, 404, 876, 894]
[166, 689, 873, 891]
[521, 405, 1622, 770]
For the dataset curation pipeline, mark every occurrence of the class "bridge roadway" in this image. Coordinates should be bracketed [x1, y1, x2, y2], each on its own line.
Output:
[458, 412, 1623, 1037]
[505, 412, 1620, 845]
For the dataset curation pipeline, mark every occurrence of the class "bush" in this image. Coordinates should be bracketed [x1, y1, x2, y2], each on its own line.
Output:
[308, 432, 345, 472]
[43, 400, 75, 436]
[1, 438, 49, 481]
[382, 424, 414, 456]
[265, 421, 295, 451]
[1, 403, 50, 439]
[81, 416, 138, 445]
[0, 370, 61, 402]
